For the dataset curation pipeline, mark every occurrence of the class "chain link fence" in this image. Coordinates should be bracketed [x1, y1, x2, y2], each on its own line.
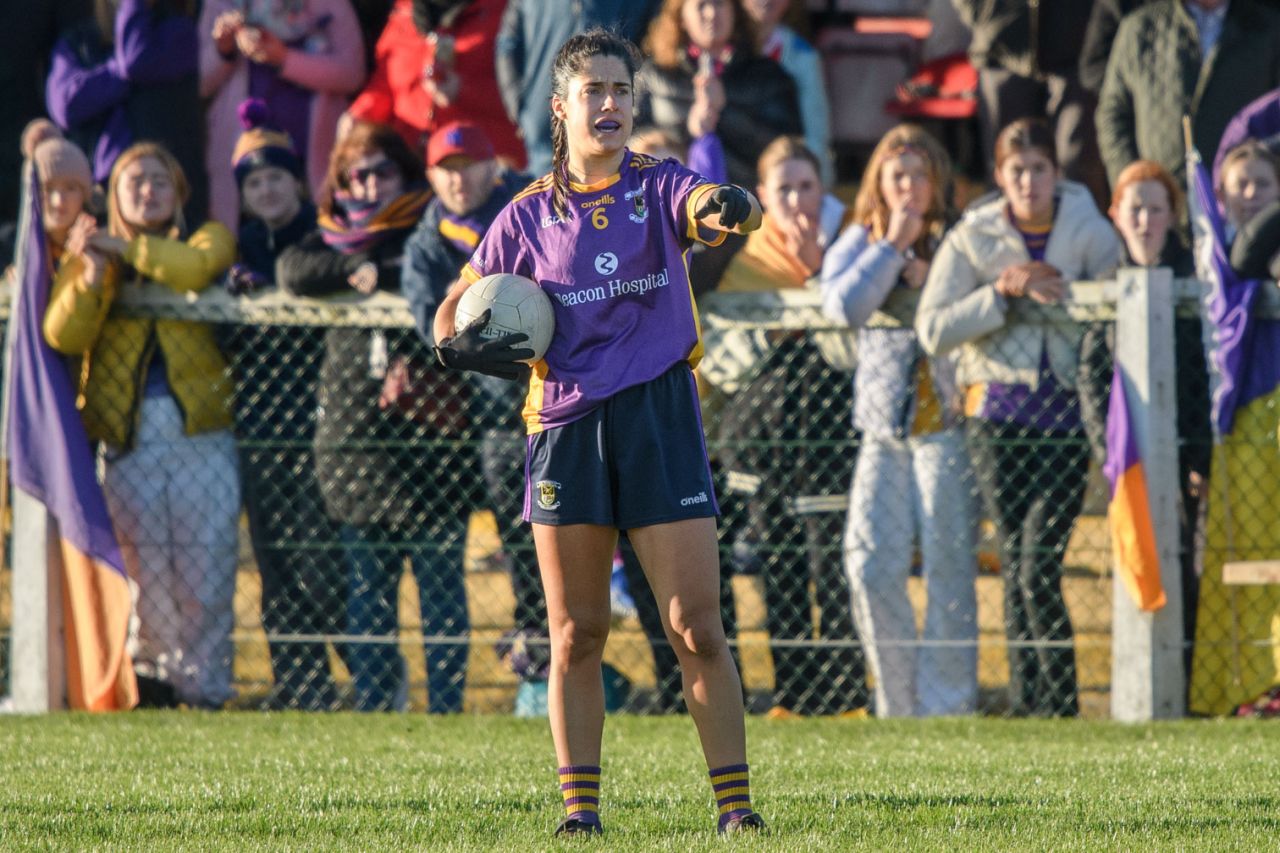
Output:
[3, 275, 1278, 717]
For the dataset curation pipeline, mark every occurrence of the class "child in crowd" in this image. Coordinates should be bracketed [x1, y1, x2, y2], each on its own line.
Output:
[916, 118, 1120, 717]
[43, 141, 239, 709]
[821, 123, 979, 718]
[25, 122, 96, 268]
[227, 98, 347, 710]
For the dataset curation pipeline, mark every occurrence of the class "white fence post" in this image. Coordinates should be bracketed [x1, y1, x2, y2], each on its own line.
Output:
[9, 488, 65, 711]
[1110, 266, 1186, 720]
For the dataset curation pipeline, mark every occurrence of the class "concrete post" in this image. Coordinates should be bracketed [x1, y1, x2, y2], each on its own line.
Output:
[9, 487, 66, 711]
[1110, 266, 1186, 720]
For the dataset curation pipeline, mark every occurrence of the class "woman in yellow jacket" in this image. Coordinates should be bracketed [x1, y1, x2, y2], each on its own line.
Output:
[44, 141, 239, 709]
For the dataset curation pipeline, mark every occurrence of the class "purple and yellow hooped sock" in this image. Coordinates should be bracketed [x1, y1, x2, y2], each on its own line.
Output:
[709, 763, 753, 830]
[558, 765, 601, 826]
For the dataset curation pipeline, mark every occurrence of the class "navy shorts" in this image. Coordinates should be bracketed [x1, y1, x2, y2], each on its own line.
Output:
[524, 364, 720, 528]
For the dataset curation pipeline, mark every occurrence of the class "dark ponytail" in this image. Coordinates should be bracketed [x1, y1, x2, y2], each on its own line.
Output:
[548, 28, 643, 220]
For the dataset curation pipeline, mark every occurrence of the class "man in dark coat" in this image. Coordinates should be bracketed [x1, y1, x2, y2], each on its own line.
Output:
[1097, 0, 1280, 187]
[952, 0, 1107, 205]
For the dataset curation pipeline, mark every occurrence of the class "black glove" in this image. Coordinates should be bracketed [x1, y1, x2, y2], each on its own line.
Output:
[224, 263, 268, 296]
[433, 308, 535, 381]
[694, 184, 752, 229]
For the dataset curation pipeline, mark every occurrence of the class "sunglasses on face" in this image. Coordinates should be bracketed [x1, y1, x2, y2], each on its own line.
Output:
[346, 159, 399, 185]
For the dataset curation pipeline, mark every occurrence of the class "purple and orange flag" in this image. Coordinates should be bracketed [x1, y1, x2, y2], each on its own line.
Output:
[1103, 373, 1166, 612]
[6, 164, 136, 710]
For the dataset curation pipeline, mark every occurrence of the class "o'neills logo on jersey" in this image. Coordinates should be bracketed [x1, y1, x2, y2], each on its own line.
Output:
[680, 491, 709, 507]
[554, 269, 670, 307]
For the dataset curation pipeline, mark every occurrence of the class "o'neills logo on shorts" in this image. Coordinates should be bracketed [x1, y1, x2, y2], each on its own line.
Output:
[680, 491, 709, 507]
[554, 269, 670, 307]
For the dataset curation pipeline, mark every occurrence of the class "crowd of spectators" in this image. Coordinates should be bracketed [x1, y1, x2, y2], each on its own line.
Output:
[8, 0, 1280, 718]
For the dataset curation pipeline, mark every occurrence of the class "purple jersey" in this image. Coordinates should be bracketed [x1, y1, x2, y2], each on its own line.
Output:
[463, 150, 724, 433]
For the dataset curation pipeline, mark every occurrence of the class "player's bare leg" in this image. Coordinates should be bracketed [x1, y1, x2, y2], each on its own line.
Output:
[627, 517, 746, 767]
[533, 522, 616, 766]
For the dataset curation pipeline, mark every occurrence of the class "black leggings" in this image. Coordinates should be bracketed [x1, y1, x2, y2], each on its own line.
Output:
[966, 419, 1089, 717]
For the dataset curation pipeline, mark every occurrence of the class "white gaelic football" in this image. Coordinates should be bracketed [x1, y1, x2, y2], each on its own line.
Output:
[454, 273, 555, 363]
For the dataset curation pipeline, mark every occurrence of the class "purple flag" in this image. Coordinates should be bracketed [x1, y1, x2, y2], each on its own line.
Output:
[6, 165, 123, 573]
[1188, 151, 1280, 438]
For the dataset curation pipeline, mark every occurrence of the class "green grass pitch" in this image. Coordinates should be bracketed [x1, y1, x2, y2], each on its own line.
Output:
[3, 714, 1279, 851]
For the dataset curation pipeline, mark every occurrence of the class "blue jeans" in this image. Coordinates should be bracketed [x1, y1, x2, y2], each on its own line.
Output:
[341, 522, 468, 712]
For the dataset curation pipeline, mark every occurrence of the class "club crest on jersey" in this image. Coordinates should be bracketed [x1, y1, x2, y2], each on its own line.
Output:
[626, 182, 648, 224]
[537, 480, 562, 511]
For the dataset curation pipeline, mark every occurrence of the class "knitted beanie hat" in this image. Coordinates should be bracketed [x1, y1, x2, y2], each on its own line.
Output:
[32, 137, 93, 199]
[232, 98, 304, 187]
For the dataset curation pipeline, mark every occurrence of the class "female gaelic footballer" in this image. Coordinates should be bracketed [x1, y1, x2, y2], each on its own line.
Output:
[432, 29, 766, 838]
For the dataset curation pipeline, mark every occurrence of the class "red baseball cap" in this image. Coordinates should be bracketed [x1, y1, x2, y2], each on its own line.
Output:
[426, 122, 496, 167]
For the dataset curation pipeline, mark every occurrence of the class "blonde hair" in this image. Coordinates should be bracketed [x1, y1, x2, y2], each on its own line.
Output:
[107, 141, 189, 241]
[850, 124, 951, 259]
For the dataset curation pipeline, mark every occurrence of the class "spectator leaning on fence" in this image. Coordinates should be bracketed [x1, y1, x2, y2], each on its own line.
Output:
[1096, 0, 1280, 191]
[636, 0, 803, 188]
[699, 135, 865, 719]
[1076, 160, 1211, 681]
[46, 0, 209, 227]
[494, 0, 660, 176]
[916, 118, 1121, 718]
[223, 100, 349, 711]
[1187, 138, 1280, 717]
[43, 141, 239, 709]
[820, 124, 979, 719]
[399, 121, 547, 702]
[199, 0, 367, 231]
[275, 120, 471, 714]
[344, 0, 526, 169]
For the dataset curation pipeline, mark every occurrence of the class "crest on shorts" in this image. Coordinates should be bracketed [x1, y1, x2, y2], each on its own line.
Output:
[537, 480, 562, 511]
[626, 183, 648, 224]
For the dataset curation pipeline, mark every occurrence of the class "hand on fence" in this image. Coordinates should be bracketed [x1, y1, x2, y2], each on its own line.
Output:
[348, 261, 378, 295]
[995, 261, 1064, 304]
[433, 309, 534, 381]
[225, 263, 268, 296]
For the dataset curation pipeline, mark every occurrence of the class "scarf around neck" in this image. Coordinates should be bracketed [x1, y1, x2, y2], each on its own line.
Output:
[319, 188, 431, 255]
